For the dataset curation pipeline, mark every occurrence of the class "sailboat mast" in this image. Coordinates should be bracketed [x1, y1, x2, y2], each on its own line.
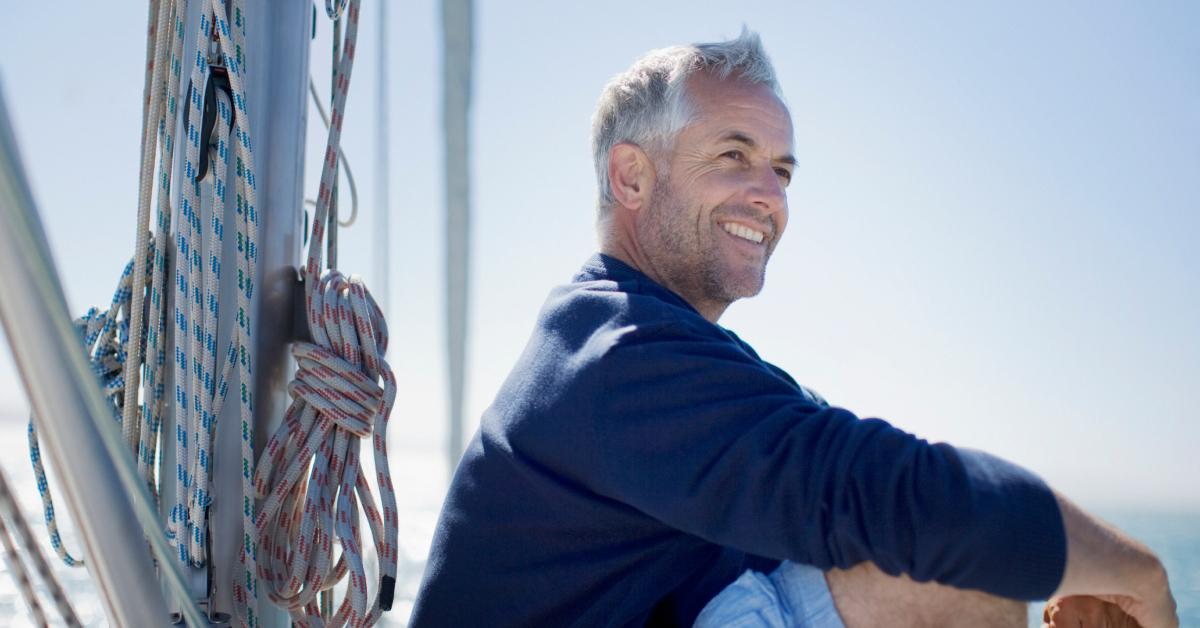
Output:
[200, 2, 312, 624]
[443, 0, 474, 469]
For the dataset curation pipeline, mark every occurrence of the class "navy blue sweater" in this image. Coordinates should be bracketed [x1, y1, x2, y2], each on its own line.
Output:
[410, 254, 1065, 627]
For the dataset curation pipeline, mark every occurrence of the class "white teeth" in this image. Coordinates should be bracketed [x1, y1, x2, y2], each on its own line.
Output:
[722, 222, 765, 244]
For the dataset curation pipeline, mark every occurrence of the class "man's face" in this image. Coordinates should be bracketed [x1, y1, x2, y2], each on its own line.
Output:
[639, 73, 794, 317]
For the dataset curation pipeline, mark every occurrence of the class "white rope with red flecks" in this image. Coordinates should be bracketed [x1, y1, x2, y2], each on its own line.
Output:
[248, 1, 398, 625]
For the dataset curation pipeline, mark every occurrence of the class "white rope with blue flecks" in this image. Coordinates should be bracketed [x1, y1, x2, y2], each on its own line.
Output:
[164, 1, 263, 626]
[24, 0, 260, 620]
[27, 248, 155, 569]
[15, 1, 260, 625]
[170, 8, 235, 570]
[27, 422, 82, 567]
[25, 0, 181, 573]
[195, 0, 262, 624]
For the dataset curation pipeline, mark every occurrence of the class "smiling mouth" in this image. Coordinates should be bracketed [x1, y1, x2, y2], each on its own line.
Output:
[720, 221, 766, 244]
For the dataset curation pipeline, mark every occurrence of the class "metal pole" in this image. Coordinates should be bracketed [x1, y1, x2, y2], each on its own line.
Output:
[327, 16, 341, 270]
[0, 78, 189, 628]
[375, 0, 391, 325]
[442, 0, 473, 470]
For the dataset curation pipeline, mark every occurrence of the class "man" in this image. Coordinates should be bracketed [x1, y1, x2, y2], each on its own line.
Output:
[411, 31, 1177, 627]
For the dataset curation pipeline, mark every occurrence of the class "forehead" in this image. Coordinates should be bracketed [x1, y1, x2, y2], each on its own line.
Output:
[680, 73, 794, 151]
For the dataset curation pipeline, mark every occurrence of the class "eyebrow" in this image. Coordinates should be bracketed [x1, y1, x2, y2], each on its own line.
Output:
[720, 131, 797, 166]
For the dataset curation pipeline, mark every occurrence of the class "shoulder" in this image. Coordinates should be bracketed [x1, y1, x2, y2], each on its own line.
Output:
[490, 271, 748, 442]
[536, 273, 728, 365]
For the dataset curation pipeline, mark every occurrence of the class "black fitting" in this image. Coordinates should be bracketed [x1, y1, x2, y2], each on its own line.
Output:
[380, 575, 396, 611]
[182, 65, 236, 182]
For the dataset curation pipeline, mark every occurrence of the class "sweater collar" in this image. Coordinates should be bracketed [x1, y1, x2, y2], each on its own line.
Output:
[576, 253, 702, 317]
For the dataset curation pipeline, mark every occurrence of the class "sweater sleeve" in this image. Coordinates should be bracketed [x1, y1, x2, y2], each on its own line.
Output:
[583, 325, 1065, 600]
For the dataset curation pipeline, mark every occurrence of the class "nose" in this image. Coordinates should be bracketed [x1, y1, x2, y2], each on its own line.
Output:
[746, 164, 788, 237]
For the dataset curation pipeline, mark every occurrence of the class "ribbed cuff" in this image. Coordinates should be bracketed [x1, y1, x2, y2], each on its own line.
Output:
[955, 448, 1067, 599]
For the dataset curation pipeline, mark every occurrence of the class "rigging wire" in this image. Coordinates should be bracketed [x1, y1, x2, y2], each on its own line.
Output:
[0, 465, 81, 627]
[443, 0, 474, 470]
[326, 15, 342, 270]
[375, 0, 391, 327]
[0, 515, 49, 627]
[307, 78, 360, 228]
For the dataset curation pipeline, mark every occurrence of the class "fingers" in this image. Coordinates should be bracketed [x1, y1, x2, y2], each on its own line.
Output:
[1043, 596, 1143, 628]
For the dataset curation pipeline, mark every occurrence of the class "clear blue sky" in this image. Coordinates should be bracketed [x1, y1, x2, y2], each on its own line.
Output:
[1, 1, 1196, 512]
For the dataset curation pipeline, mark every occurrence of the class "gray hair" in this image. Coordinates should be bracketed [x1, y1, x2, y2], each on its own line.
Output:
[590, 28, 784, 219]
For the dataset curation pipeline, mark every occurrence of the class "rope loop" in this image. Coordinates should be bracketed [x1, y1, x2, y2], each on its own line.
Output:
[27, 239, 156, 569]
[325, 0, 349, 21]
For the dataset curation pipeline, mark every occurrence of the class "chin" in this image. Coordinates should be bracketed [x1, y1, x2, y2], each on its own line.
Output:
[714, 267, 766, 302]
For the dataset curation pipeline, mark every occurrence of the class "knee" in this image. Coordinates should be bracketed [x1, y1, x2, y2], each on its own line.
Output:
[826, 562, 1027, 628]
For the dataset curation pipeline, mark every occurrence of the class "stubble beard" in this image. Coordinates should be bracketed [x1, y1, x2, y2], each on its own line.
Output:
[646, 175, 768, 313]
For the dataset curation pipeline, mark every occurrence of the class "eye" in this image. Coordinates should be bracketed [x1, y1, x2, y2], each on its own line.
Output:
[774, 167, 793, 185]
[721, 149, 747, 162]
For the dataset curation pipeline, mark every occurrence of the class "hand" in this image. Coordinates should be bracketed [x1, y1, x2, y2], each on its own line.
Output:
[1051, 492, 1179, 628]
[1043, 596, 1141, 627]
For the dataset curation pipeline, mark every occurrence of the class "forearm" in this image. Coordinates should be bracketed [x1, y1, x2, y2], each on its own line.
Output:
[1050, 490, 1178, 628]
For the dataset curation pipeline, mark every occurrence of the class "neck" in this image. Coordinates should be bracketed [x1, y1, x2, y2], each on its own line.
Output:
[599, 234, 728, 324]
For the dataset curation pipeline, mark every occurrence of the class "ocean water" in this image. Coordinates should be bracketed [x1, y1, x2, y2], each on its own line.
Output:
[0, 415, 1194, 627]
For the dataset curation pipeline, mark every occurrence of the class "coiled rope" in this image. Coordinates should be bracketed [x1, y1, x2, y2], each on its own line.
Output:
[250, 1, 399, 625]
[22, 2, 395, 626]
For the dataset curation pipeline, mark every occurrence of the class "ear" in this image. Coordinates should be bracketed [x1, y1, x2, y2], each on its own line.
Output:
[608, 143, 656, 212]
